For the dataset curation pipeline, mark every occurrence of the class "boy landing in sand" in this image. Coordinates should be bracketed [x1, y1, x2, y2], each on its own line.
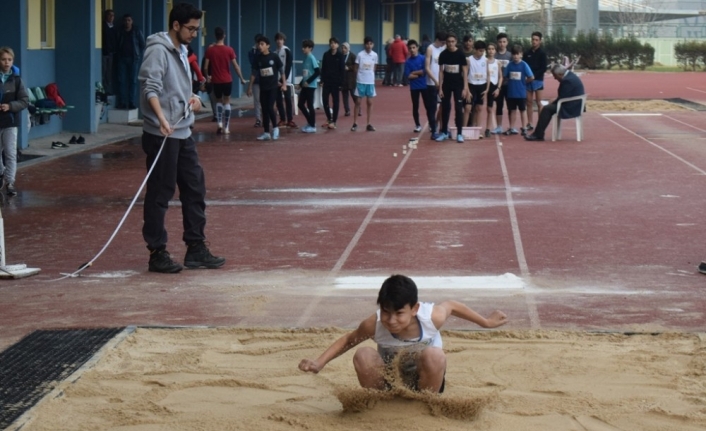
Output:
[298, 274, 508, 393]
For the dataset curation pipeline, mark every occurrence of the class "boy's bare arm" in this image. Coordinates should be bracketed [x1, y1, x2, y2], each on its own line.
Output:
[432, 301, 508, 329]
[231, 59, 247, 84]
[299, 314, 376, 374]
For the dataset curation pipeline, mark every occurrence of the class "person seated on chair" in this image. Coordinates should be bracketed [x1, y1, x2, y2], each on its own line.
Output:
[524, 64, 584, 142]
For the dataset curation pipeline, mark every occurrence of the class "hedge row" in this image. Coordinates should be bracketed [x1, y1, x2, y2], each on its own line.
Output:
[674, 41, 706, 71]
[484, 28, 655, 70]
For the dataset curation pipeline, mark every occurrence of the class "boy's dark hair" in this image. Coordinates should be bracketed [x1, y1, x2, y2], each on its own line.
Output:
[532, 31, 543, 40]
[364, 36, 373, 45]
[104, 9, 113, 20]
[257, 35, 270, 46]
[434, 31, 447, 42]
[496, 32, 508, 42]
[329, 37, 339, 44]
[446, 32, 457, 41]
[487, 42, 497, 50]
[407, 39, 418, 48]
[254, 33, 263, 42]
[474, 40, 487, 50]
[511, 44, 523, 55]
[214, 26, 225, 41]
[302, 39, 314, 49]
[377, 275, 418, 311]
[462, 34, 473, 43]
[275, 32, 286, 42]
[169, 3, 202, 27]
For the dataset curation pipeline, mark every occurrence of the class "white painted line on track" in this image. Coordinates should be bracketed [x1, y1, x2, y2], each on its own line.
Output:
[335, 274, 525, 290]
[686, 87, 706, 94]
[601, 113, 662, 117]
[602, 116, 706, 176]
[663, 114, 706, 134]
[371, 218, 499, 224]
[494, 133, 541, 329]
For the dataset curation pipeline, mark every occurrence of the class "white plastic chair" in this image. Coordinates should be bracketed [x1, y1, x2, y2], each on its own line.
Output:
[552, 94, 587, 142]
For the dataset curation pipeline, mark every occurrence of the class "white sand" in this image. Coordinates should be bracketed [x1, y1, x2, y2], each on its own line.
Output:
[19, 328, 706, 431]
[588, 99, 690, 112]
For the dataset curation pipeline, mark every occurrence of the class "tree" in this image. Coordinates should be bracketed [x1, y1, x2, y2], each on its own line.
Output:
[434, 1, 483, 37]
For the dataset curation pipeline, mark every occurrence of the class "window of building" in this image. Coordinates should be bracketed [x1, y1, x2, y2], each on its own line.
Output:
[382, 5, 392, 22]
[351, 0, 363, 21]
[317, 0, 330, 20]
[28, 0, 55, 49]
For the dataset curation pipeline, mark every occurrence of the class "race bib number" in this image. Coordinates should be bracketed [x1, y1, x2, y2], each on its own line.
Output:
[473, 73, 484, 80]
[260, 67, 274, 77]
[510, 71, 522, 80]
[433, 56, 439, 64]
[362, 62, 374, 70]
[444, 64, 459, 73]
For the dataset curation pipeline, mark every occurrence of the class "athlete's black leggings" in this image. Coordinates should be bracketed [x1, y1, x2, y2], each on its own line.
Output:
[410, 89, 423, 127]
[260, 87, 278, 133]
[298, 87, 316, 127]
[440, 83, 464, 135]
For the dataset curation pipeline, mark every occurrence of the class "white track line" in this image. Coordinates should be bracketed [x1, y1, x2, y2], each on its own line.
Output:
[686, 87, 706, 94]
[662, 114, 706, 134]
[602, 116, 706, 176]
[495, 135, 540, 329]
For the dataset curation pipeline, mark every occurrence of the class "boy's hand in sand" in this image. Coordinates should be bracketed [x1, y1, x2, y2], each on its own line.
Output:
[486, 310, 508, 328]
[299, 359, 323, 374]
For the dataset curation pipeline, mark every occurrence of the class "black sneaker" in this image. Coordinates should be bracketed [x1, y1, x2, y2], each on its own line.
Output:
[254, 120, 262, 127]
[526, 123, 534, 131]
[184, 242, 225, 269]
[6, 183, 16, 196]
[148, 249, 183, 273]
[76, 135, 86, 144]
[699, 262, 706, 274]
[485, 129, 491, 138]
[366, 124, 376, 132]
[69, 135, 77, 144]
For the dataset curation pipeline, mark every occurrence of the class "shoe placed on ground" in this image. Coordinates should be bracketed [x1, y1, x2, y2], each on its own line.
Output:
[272, 127, 280, 140]
[256, 132, 272, 141]
[223, 128, 230, 134]
[254, 120, 262, 127]
[456, 133, 464, 143]
[524, 134, 544, 141]
[351, 123, 358, 132]
[277, 120, 287, 128]
[698, 261, 706, 274]
[344, 111, 351, 117]
[485, 129, 491, 138]
[328, 122, 337, 129]
[76, 135, 85, 144]
[69, 135, 77, 144]
[6, 183, 16, 196]
[51, 141, 69, 149]
[287, 121, 297, 128]
[302, 126, 316, 133]
[184, 242, 226, 269]
[431, 132, 442, 140]
[414, 125, 422, 133]
[366, 124, 376, 132]
[435, 133, 447, 142]
[148, 249, 183, 273]
[521, 127, 528, 136]
[491, 127, 503, 134]
[526, 123, 534, 131]
[322, 121, 331, 128]
[504, 129, 519, 135]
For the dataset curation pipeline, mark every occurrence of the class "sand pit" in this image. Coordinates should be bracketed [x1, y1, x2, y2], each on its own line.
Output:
[587, 99, 690, 112]
[17, 327, 706, 431]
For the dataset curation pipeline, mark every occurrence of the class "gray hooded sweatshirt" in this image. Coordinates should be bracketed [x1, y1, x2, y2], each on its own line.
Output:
[139, 32, 195, 139]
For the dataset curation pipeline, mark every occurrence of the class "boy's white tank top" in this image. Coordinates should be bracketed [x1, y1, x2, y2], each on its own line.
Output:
[375, 302, 442, 358]
[487, 59, 500, 85]
[468, 55, 488, 85]
[426, 45, 446, 86]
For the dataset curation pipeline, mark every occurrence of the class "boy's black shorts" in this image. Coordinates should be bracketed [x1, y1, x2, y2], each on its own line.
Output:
[469, 83, 487, 106]
[212, 82, 233, 98]
[506, 97, 527, 112]
[486, 83, 499, 108]
[496, 85, 508, 115]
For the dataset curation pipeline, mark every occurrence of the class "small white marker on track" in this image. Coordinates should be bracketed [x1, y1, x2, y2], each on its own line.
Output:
[393, 152, 397, 157]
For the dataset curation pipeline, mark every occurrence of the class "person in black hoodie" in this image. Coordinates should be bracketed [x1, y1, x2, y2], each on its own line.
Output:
[319, 37, 345, 129]
[116, 14, 146, 109]
[0, 47, 29, 196]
